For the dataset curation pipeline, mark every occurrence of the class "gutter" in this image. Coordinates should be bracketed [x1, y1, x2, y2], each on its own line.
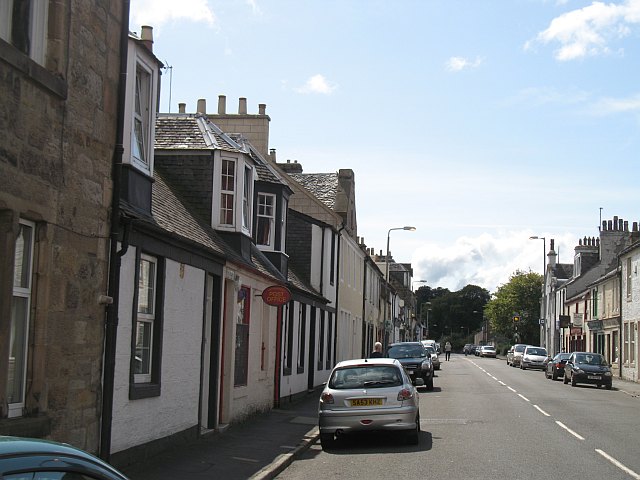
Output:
[100, 0, 131, 460]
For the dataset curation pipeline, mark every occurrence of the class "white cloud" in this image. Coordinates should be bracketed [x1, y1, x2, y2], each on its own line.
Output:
[528, 0, 640, 61]
[411, 231, 577, 293]
[445, 56, 484, 72]
[130, 0, 216, 32]
[295, 74, 337, 95]
[592, 93, 640, 114]
[246, 0, 263, 15]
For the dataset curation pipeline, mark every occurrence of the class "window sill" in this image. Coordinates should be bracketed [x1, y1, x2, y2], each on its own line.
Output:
[129, 382, 161, 400]
[0, 39, 67, 99]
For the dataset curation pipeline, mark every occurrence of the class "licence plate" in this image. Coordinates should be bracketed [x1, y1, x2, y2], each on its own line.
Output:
[407, 369, 415, 374]
[588, 375, 602, 380]
[351, 398, 383, 407]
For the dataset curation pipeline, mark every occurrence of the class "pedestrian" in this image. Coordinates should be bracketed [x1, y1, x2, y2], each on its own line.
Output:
[445, 341, 452, 361]
[370, 341, 384, 358]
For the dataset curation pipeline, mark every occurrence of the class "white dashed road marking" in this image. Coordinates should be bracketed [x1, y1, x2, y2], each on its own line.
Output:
[556, 421, 585, 441]
[518, 393, 530, 402]
[533, 405, 550, 417]
[595, 449, 640, 479]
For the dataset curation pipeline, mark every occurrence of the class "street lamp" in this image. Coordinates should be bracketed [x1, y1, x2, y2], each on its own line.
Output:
[384, 226, 416, 346]
[529, 236, 546, 276]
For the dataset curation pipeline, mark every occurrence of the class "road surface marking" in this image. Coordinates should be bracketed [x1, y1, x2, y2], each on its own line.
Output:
[595, 449, 640, 479]
[533, 405, 550, 416]
[556, 421, 585, 440]
[507, 386, 517, 393]
[490, 375, 497, 380]
[518, 393, 530, 402]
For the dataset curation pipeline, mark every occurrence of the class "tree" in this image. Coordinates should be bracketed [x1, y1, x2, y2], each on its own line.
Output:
[484, 270, 542, 345]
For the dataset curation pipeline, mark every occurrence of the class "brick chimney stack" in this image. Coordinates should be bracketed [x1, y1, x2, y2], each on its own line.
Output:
[141, 25, 153, 52]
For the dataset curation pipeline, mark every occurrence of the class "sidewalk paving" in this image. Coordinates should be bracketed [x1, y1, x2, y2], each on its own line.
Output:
[121, 391, 320, 480]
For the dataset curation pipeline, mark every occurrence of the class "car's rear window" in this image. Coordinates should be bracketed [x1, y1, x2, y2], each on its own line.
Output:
[329, 366, 403, 389]
[526, 348, 546, 355]
[387, 345, 426, 358]
[515, 345, 527, 352]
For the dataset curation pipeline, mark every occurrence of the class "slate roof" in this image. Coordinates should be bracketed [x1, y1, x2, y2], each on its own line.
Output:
[155, 114, 244, 153]
[551, 263, 573, 281]
[288, 173, 339, 210]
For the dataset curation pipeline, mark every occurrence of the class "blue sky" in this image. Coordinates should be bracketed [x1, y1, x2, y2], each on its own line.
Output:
[130, 0, 640, 292]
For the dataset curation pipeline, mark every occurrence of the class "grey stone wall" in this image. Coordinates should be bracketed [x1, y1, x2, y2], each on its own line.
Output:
[0, 0, 124, 452]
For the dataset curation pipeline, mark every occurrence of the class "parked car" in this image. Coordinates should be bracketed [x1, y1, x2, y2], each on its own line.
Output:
[421, 341, 441, 370]
[520, 346, 548, 370]
[563, 352, 613, 389]
[387, 342, 434, 390]
[507, 344, 528, 367]
[463, 343, 472, 355]
[545, 352, 571, 380]
[479, 345, 497, 358]
[318, 358, 422, 448]
[0, 436, 130, 479]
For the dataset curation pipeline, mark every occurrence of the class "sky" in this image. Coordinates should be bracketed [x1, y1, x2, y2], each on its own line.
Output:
[130, 0, 640, 293]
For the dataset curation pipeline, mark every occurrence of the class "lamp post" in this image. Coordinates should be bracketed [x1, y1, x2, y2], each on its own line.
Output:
[384, 226, 416, 346]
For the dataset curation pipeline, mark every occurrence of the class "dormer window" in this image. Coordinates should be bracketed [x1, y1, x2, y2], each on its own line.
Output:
[256, 193, 275, 248]
[242, 165, 252, 231]
[131, 62, 152, 171]
[220, 158, 235, 225]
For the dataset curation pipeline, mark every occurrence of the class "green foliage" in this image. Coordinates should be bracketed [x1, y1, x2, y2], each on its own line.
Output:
[484, 270, 543, 345]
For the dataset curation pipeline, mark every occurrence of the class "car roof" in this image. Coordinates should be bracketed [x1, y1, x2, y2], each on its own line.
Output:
[333, 358, 399, 368]
[389, 342, 423, 347]
[0, 436, 127, 478]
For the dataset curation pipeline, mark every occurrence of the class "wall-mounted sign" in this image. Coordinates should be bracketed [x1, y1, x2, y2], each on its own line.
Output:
[261, 285, 292, 306]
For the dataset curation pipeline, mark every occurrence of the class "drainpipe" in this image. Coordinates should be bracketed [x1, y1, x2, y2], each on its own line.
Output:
[618, 255, 623, 379]
[100, 0, 130, 461]
[333, 224, 346, 365]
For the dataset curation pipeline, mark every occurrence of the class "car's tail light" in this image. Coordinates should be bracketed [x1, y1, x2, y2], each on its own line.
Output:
[321, 392, 334, 404]
[555, 362, 563, 368]
[397, 388, 413, 401]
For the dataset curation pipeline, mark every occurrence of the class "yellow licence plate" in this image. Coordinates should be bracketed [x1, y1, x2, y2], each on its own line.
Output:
[351, 398, 383, 407]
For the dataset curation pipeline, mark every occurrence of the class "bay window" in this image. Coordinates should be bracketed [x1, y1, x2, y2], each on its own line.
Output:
[220, 158, 235, 226]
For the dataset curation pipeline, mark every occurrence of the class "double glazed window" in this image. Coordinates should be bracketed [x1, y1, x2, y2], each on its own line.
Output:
[256, 193, 275, 247]
[135, 255, 156, 383]
[8, 220, 35, 417]
[0, 0, 48, 65]
[220, 159, 235, 225]
[131, 62, 152, 171]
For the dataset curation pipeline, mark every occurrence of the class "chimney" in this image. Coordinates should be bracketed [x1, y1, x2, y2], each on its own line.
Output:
[269, 148, 277, 162]
[239, 97, 247, 114]
[197, 98, 206, 114]
[548, 239, 557, 268]
[259, 103, 266, 115]
[178, 103, 186, 113]
[140, 25, 153, 53]
[218, 95, 226, 114]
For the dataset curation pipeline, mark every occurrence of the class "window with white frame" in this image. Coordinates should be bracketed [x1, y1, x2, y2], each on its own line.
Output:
[131, 61, 153, 171]
[134, 254, 156, 383]
[0, 0, 48, 65]
[220, 158, 235, 226]
[627, 257, 633, 299]
[242, 166, 252, 232]
[256, 193, 275, 248]
[8, 220, 35, 418]
[280, 198, 287, 252]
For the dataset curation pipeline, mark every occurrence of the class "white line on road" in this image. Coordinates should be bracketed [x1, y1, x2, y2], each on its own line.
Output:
[507, 386, 517, 393]
[490, 376, 497, 380]
[533, 405, 550, 416]
[518, 393, 530, 402]
[556, 421, 585, 440]
[596, 449, 640, 479]
[498, 381, 506, 385]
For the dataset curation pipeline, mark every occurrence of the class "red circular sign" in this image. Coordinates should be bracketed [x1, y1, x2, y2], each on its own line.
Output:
[261, 285, 292, 306]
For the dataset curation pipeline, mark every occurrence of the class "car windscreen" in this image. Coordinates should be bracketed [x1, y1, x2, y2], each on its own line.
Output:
[387, 345, 426, 358]
[329, 366, 404, 389]
[575, 354, 607, 365]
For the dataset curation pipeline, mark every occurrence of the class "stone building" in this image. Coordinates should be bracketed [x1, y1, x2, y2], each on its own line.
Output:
[0, 1, 127, 451]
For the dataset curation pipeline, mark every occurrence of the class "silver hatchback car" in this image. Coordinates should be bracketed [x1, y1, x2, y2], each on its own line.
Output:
[318, 358, 421, 449]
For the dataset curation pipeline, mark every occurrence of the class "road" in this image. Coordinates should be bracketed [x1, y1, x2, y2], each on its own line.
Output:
[276, 354, 640, 479]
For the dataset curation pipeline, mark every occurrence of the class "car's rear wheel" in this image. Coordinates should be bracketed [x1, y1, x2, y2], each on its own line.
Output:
[551, 371, 558, 381]
[406, 414, 420, 445]
[571, 375, 577, 387]
[320, 433, 335, 450]
[426, 377, 434, 391]
[605, 383, 612, 390]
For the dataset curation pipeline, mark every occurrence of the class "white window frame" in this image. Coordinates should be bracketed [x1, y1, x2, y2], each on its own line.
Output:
[0, 0, 48, 65]
[242, 165, 253, 234]
[256, 193, 276, 249]
[219, 157, 236, 226]
[281, 198, 287, 252]
[8, 219, 35, 418]
[135, 254, 157, 384]
[131, 58, 154, 173]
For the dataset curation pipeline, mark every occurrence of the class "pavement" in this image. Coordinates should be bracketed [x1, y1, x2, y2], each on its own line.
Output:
[120, 358, 640, 480]
[120, 390, 321, 480]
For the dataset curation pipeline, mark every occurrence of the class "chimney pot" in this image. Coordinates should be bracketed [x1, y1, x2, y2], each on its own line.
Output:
[259, 103, 266, 115]
[197, 98, 206, 114]
[178, 103, 186, 113]
[218, 95, 226, 114]
[140, 25, 153, 52]
[239, 97, 247, 114]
